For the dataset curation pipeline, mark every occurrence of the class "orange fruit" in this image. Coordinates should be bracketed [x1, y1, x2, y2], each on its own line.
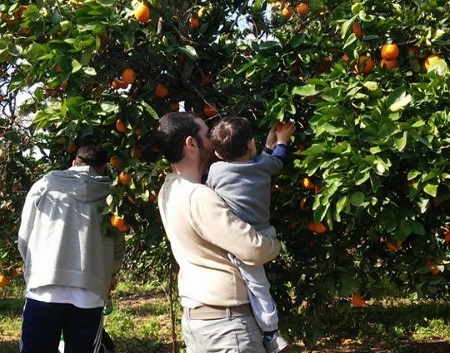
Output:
[117, 223, 129, 232]
[121, 68, 136, 84]
[426, 259, 441, 275]
[281, 7, 293, 18]
[381, 43, 400, 61]
[134, 2, 151, 23]
[387, 240, 402, 252]
[111, 79, 126, 89]
[299, 196, 311, 211]
[119, 171, 131, 185]
[115, 118, 126, 133]
[444, 229, 450, 244]
[189, 17, 200, 29]
[133, 146, 143, 160]
[424, 54, 442, 72]
[380, 59, 398, 70]
[302, 177, 316, 190]
[170, 101, 180, 111]
[352, 23, 362, 38]
[155, 83, 169, 99]
[306, 221, 327, 234]
[296, 3, 309, 15]
[110, 215, 125, 229]
[352, 55, 374, 75]
[351, 293, 365, 307]
[0, 274, 10, 287]
[67, 143, 77, 153]
[109, 155, 121, 168]
[203, 103, 218, 117]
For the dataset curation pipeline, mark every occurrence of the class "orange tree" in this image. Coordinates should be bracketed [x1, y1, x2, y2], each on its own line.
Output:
[1, 0, 450, 348]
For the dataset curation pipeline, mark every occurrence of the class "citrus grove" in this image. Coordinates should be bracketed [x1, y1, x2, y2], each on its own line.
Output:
[0, 0, 449, 349]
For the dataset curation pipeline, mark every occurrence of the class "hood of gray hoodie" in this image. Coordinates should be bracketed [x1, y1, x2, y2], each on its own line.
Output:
[43, 165, 110, 203]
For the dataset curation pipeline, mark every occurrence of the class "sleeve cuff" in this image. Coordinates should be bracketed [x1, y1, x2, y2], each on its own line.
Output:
[263, 146, 273, 155]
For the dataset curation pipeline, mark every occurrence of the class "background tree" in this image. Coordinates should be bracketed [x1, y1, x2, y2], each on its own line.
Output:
[1, 0, 449, 349]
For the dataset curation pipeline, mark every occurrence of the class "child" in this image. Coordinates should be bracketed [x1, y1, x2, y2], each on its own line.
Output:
[206, 116, 295, 353]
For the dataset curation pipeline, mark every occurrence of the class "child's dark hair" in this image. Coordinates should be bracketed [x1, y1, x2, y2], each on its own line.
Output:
[210, 116, 254, 161]
[75, 144, 108, 167]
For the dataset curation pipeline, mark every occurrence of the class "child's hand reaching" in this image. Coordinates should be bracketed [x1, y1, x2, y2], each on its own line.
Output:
[265, 125, 277, 150]
[275, 121, 296, 145]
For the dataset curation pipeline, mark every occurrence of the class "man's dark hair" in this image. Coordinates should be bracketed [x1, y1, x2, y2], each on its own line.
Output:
[75, 144, 108, 167]
[210, 116, 254, 161]
[155, 112, 203, 163]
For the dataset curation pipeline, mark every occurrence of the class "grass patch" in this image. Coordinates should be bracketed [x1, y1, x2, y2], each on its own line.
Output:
[1, 281, 449, 353]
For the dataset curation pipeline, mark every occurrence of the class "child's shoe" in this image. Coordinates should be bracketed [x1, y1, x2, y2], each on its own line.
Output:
[263, 331, 289, 353]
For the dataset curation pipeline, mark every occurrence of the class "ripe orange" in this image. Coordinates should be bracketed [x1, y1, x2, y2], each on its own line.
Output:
[119, 171, 131, 185]
[134, 2, 151, 23]
[0, 274, 10, 287]
[117, 223, 129, 232]
[67, 143, 77, 153]
[352, 55, 374, 75]
[444, 229, 450, 244]
[281, 7, 293, 18]
[351, 293, 365, 307]
[296, 3, 309, 15]
[109, 155, 121, 168]
[380, 59, 398, 70]
[381, 43, 400, 61]
[115, 118, 126, 133]
[111, 79, 127, 89]
[426, 259, 441, 275]
[189, 17, 200, 29]
[302, 177, 316, 190]
[424, 54, 441, 72]
[306, 221, 327, 234]
[352, 23, 362, 38]
[110, 215, 125, 229]
[203, 103, 218, 117]
[121, 68, 136, 84]
[299, 196, 311, 211]
[155, 83, 169, 99]
[387, 240, 402, 252]
[133, 146, 143, 160]
[170, 101, 180, 111]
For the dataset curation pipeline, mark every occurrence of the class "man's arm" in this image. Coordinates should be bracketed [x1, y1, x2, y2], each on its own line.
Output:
[189, 186, 281, 266]
[17, 182, 42, 260]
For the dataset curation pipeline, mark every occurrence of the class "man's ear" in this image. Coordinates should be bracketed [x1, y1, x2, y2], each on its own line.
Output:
[185, 135, 197, 150]
[215, 150, 224, 160]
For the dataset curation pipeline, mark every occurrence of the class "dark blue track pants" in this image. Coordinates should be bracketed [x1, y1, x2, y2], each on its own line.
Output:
[20, 298, 103, 353]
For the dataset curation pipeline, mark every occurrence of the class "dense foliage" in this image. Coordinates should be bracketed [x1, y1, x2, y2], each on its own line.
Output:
[1, 0, 449, 348]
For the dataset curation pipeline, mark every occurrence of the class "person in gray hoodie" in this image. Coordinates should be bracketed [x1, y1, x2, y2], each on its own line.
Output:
[18, 144, 125, 353]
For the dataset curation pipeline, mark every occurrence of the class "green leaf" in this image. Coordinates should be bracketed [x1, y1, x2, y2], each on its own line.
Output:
[407, 170, 421, 180]
[394, 131, 408, 151]
[423, 183, 437, 197]
[71, 59, 82, 73]
[349, 191, 365, 206]
[387, 87, 413, 112]
[340, 17, 355, 39]
[292, 84, 319, 96]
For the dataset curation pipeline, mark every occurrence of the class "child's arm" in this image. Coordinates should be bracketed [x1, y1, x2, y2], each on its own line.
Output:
[262, 125, 277, 155]
[272, 121, 296, 163]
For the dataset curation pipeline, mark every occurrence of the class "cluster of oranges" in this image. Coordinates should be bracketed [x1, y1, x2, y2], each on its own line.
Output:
[111, 68, 136, 90]
[380, 43, 400, 70]
[281, 2, 310, 18]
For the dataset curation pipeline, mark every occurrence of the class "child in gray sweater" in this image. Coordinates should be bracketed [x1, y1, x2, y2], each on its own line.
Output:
[206, 117, 295, 353]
